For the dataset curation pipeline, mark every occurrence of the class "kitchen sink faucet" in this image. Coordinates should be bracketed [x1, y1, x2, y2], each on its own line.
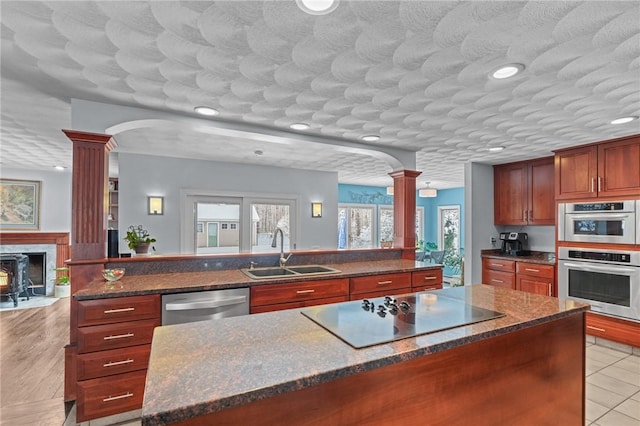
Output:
[271, 227, 292, 268]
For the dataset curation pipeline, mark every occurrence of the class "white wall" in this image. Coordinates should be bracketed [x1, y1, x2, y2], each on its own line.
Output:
[118, 154, 338, 254]
[497, 225, 556, 252]
[464, 162, 496, 284]
[0, 167, 71, 232]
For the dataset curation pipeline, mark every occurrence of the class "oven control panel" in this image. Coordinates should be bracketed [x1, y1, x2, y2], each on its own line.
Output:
[567, 250, 631, 263]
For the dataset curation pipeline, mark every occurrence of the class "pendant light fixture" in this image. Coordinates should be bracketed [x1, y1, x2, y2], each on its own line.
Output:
[419, 182, 437, 198]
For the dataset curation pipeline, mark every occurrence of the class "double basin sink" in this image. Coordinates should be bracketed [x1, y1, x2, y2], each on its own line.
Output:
[241, 265, 341, 280]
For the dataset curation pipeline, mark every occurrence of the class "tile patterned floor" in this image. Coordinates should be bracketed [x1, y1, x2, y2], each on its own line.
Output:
[586, 342, 640, 426]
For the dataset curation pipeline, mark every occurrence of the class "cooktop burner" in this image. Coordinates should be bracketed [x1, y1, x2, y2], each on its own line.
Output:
[301, 292, 505, 349]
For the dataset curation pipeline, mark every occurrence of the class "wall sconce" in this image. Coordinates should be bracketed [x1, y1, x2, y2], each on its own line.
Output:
[148, 196, 164, 215]
[311, 202, 322, 218]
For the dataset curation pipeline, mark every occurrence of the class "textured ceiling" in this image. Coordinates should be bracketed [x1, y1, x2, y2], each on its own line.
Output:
[1, 1, 639, 189]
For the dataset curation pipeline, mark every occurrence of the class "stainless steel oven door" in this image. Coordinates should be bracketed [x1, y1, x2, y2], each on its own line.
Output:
[563, 212, 636, 244]
[559, 260, 640, 321]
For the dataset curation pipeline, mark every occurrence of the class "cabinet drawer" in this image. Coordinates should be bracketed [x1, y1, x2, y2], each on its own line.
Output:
[251, 296, 349, 314]
[77, 319, 159, 354]
[412, 269, 443, 286]
[251, 279, 349, 307]
[516, 262, 554, 279]
[77, 345, 151, 381]
[482, 257, 515, 273]
[349, 287, 412, 301]
[412, 284, 443, 292]
[482, 269, 515, 289]
[586, 312, 640, 347]
[350, 273, 411, 295]
[76, 370, 146, 423]
[78, 295, 160, 327]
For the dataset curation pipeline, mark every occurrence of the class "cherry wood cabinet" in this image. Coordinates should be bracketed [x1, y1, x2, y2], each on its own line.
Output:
[350, 272, 412, 300]
[515, 262, 555, 296]
[555, 135, 640, 200]
[250, 278, 349, 313]
[494, 157, 554, 226]
[585, 312, 640, 347]
[411, 269, 443, 292]
[76, 295, 160, 422]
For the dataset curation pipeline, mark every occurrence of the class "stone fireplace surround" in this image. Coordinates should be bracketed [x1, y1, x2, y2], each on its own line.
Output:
[0, 233, 70, 296]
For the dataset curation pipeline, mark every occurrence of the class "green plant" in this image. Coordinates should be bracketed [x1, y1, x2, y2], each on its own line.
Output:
[54, 267, 70, 285]
[124, 225, 156, 250]
[443, 250, 463, 274]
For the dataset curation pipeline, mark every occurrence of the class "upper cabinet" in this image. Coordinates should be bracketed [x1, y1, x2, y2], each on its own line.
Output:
[555, 135, 640, 200]
[494, 157, 555, 226]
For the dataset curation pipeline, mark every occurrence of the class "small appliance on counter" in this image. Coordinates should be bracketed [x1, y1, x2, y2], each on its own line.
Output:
[499, 232, 530, 256]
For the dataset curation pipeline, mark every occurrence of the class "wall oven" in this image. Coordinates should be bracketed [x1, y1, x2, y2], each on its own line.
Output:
[558, 247, 640, 321]
[558, 200, 638, 245]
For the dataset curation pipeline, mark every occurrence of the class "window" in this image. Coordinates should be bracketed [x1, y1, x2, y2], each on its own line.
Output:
[251, 203, 292, 252]
[378, 206, 424, 246]
[221, 223, 228, 230]
[438, 205, 460, 251]
[230, 223, 237, 230]
[338, 204, 375, 249]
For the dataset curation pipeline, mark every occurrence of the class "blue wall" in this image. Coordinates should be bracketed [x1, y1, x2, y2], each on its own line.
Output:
[338, 184, 465, 249]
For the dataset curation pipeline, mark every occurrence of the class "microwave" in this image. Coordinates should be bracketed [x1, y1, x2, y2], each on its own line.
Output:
[558, 200, 639, 245]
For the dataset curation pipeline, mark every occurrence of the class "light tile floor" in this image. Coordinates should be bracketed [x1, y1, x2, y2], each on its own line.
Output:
[65, 343, 639, 425]
[586, 342, 640, 426]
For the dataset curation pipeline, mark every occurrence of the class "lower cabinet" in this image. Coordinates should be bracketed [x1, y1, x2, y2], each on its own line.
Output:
[483, 258, 555, 296]
[412, 269, 443, 292]
[76, 295, 160, 422]
[482, 258, 516, 289]
[586, 312, 640, 347]
[349, 272, 412, 300]
[250, 278, 349, 313]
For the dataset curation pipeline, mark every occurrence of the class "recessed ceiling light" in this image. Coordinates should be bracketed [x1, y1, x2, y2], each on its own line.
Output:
[491, 64, 524, 80]
[361, 135, 380, 142]
[289, 123, 310, 130]
[488, 146, 505, 152]
[295, 0, 339, 15]
[194, 106, 219, 116]
[610, 116, 637, 125]
[54, 165, 66, 171]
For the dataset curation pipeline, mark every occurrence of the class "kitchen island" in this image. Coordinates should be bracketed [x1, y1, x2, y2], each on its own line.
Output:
[141, 285, 588, 426]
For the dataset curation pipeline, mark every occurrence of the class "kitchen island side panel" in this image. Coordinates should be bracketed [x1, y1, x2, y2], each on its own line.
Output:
[171, 313, 585, 426]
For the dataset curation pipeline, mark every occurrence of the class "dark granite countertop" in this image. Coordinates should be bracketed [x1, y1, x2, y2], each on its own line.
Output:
[481, 249, 556, 265]
[74, 259, 442, 300]
[140, 285, 588, 426]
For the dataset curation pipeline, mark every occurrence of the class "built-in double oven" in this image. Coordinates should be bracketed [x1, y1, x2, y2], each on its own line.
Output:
[558, 200, 638, 245]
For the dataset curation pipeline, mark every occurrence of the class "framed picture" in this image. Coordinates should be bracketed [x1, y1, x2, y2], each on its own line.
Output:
[0, 179, 41, 230]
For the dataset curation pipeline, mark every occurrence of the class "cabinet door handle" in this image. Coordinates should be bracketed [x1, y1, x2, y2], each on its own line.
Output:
[548, 283, 552, 296]
[104, 307, 135, 314]
[586, 325, 605, 333]
[103, 333, 134, 340]
[103, 392, 134, 402]
[525, 268, 540, 273]
[491, 279, 504, 283]
[523, 210, 527, 221]
[103, 359, 134, 367]
[423, 276, 437, 280]
[598, 176, 602, 192]
[296, 289, 315, 294]
[377, 280, 393, 285]
[591, 178, 595, 193]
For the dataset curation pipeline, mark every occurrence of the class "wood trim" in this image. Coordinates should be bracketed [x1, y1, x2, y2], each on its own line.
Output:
[388, 170, 421, 254]
[552, 133, 640, 154]
[0, 232, 70, 271]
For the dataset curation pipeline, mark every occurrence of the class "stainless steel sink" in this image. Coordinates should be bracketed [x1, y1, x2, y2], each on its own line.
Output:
[241, 265, 341, 280]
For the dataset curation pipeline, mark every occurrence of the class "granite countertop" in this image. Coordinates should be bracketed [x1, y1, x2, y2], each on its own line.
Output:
[140, 285, 588, 426]
[481, 249, 556, 265]
[74, 259, 441, 300]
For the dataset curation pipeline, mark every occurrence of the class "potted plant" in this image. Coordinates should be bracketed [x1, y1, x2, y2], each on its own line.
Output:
[54, 267, 70, 298]
[124, 225, 156, 255]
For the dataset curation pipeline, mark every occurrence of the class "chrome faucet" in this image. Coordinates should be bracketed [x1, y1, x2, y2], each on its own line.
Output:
[271, 227, 292, 268]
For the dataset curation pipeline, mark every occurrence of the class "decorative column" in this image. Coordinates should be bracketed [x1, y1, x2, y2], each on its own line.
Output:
[389, 170, 421, 259]
[61, 130, 116, 402]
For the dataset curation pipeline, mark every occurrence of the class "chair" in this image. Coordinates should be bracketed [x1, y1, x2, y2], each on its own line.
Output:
[430, 251, 445, 264]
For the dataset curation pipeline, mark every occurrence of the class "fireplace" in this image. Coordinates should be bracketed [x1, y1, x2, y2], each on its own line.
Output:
[26, 252, 46, 295]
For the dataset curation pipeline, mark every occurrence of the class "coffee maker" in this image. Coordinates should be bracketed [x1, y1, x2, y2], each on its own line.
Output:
[499, 232, 530, 256]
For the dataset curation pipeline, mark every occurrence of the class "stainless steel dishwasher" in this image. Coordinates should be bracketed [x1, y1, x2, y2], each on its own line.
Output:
[161, 288, 250, 325]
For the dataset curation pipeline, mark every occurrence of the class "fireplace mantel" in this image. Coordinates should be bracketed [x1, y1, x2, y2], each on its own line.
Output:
[0, 232, 70, 270]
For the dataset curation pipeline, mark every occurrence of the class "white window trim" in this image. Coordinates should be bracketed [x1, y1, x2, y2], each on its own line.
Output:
[378, 205, 424, 246]
[437, 205, 460, 251]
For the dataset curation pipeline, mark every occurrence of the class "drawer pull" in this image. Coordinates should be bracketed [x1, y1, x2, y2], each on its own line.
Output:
[296, 289, 315, 294]
[423, 276, 437, 281]
[490, 263, 504, 267]
[548, 283, 552, 296]
[491, 279, 504, 283]
[377, 280, 393, 285]
[525, 268, 540, 273]
[586, 325, 605, 333]
[103, 392, 134, 402]
[103, 333, 134, 341]
[103, 359, 134, 368]
[104, 307, 135, 314]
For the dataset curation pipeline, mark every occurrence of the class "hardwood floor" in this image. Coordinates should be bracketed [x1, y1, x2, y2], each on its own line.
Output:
[0, 297, 69, 426]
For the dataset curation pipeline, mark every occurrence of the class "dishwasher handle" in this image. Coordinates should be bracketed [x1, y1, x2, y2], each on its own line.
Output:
[165, 295, 248, 311]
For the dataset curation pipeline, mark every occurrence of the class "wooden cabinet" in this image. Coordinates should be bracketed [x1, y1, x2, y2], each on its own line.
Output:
[494, 157, 554, 225]
[411, 269, 443, 292]
[350, 272, 412, 300]
[515, 262, 554, 296]
[586, 312, 640, 347]
[76, 295, 160, 422]
[250, 278, 349, 314]
[555, 135, 640, 200]
[483, 257, 556, 296]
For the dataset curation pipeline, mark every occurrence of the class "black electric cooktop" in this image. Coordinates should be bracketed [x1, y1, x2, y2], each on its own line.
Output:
[301, 292, 505, 349]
